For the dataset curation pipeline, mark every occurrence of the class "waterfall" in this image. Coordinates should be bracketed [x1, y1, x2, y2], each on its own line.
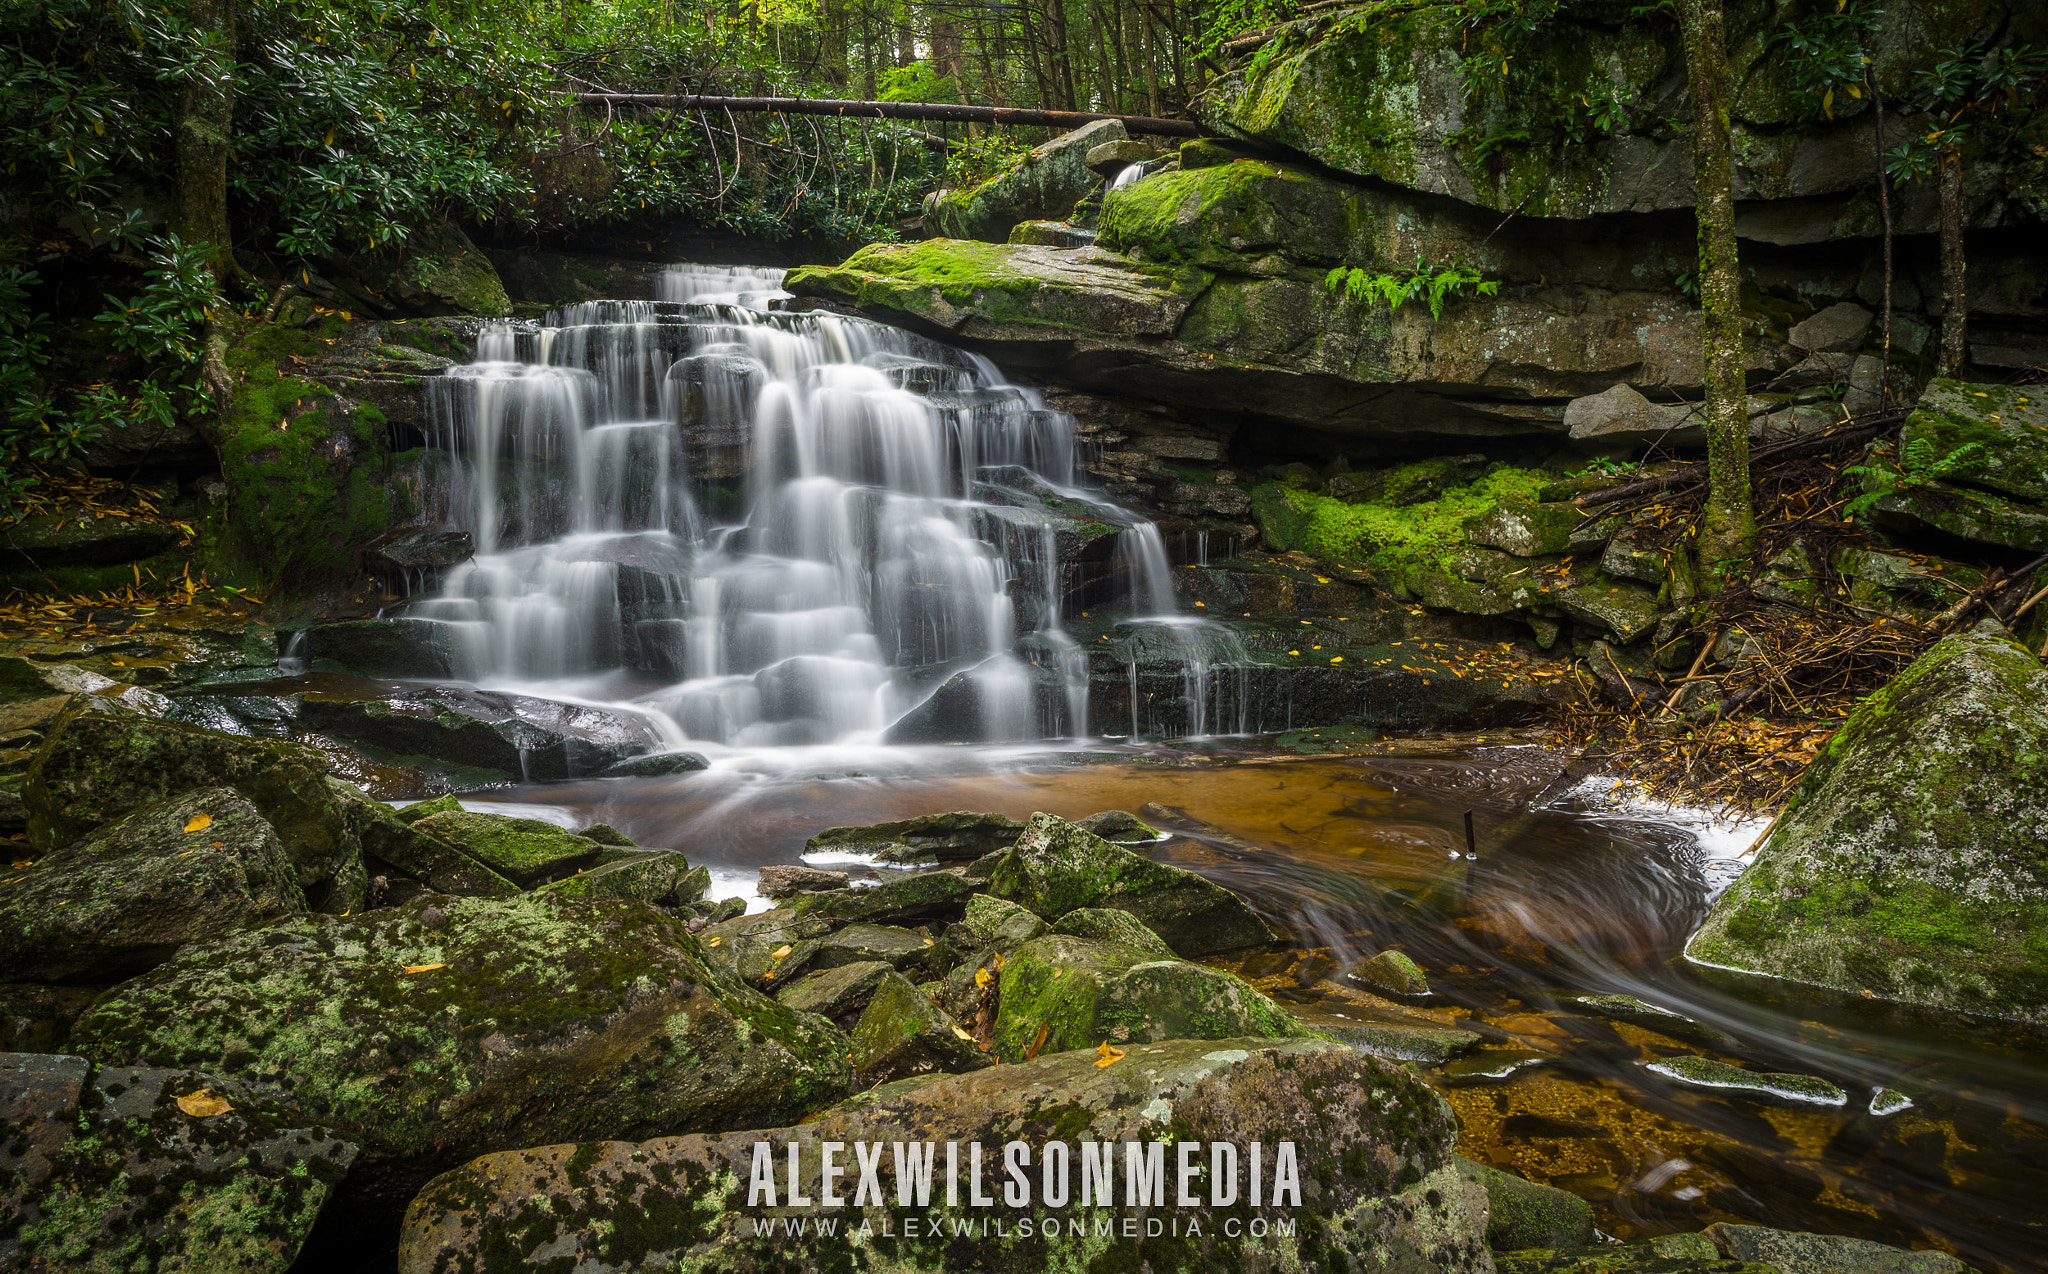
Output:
[409, 262, 1240, 751]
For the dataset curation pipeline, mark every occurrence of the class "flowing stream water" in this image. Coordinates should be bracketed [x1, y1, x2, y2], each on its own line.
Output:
[379, 267, 2046, 1271]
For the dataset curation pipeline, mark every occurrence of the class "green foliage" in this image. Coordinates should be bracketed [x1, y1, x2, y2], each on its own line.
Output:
[877, 60, 957, 103]
[1324, 261, 1500, 321]
[1843, 436, 1989, 518]
[1885, 42, 2047, 185]
[944, 131, 1034, 190]
[1769, 0, 1882, 122]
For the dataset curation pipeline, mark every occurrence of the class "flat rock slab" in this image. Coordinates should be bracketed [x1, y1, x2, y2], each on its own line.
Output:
[0, 1051, 357, 1273]
[297, 684, 660, 781]
[804, 810, 1026, 864]
[408, 809, 604, 886]
[1704, 1222, 1975, 1274]
[0, 788, 304, 984]
[399, 1038, 1489, 1274]
[1640, 1055, 1847, 1107]
[777, 961, 894, 1020]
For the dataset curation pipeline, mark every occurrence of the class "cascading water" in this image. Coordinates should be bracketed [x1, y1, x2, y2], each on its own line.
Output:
[408, 263, 1222, 751]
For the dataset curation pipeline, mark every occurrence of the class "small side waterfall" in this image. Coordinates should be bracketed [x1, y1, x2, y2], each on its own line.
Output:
[406, 263, 1237, 750]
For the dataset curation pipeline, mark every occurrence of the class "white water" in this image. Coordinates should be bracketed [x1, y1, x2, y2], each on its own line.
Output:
[409, 263, 1234, 752]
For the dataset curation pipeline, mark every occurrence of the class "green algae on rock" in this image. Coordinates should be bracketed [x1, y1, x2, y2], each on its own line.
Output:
[1640, 1055, 1848, 1107]
[0, 788, 304, 984]
[1456, 1157, 1595, 1251]
[0, 1052, 358, 1274]
[1349, 948, 1430, 996]
[986, 811, 1275, 956]
[960, 892, 1052, 949]
[69, 892, 852, 1199]
[804, 809, 1026, 863]
[398, 1038, 1489, 1274]
[847, 968, 991, 1086]
[1897, 379, 2048, 503]
[1320, 1020, 1482, 1065]
[990, 932, 1305, 1061]
[1050, 905, 1175, 957]
[1685, 631, 2048, 1024]
[406, 809, 604, 886]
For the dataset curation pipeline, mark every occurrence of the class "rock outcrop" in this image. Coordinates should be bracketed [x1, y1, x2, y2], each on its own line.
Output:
[924, 118, 1127, 242]
[1687, 630, 2048, 1023]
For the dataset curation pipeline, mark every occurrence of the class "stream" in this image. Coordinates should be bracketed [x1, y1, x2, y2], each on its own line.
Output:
[338, 266, 2047, 1271]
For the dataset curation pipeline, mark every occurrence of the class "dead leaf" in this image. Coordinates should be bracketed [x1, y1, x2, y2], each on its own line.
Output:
[769, 944, 792, 959]
[176, 1088, 233, 1117]
[922, 937, 934, 946]
[402, 963, 445, 975]
[707, 936, 722, 947]
[1024, 1022, 1051, 1061]
[1094, 1041, 1127, 1069]
[974, 967, 992, 989]
[951, 1024, 975, 1041]
[182, 813, 213, 833]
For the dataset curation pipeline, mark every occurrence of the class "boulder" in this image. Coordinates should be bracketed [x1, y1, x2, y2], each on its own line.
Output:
[406, 809, 604, 886]
[847, 969, 990, 1086]
[1498, 1232, 1781, 1273]
[0, 513, 185, 570]
[343, 789, 520, 898]
[296, 684, 661, 782]
[1457, 1157, 1596, 1251]
[0, 789, 304, 984]
[1703, 1222, 1975, 1274]
[924, 119, 1126, 241]
[986, 812, 1276, 956]
[699, 909, 835, 989]
[537, 850, 708, 906]
[1464, 500, 1615, 557]
[336, 219, 512, 318]
[398, 1038, 1490, 1274]
[1075, 808, 1159, 842]
[299, 618, 469, 679]
[758, 863, 850, 897]
[1085, 138, 1154, 176]
[780, 868, 978, 927]
[813, 923, 937, 973]
[1895, 378, 2048, 503]
[803, 810, 1026, 863]
[1050, 905, 1174, 956]
[776, 960, 894, 1021]
[24, 708, 363, 906]
[1686, 631, 2048, 1023]
[960, 893, 1051, 948]
[71, 893, 850, 1221]
[1639, 1055, 1847, 1107]
[0, 1052, 358, 1273]
[1348, 949, 1429, 996]
[360, 526, 474, 578]
[991, 933, 1305, 1060]
[1320, 1021, 1481, 1064]
[1787, 302, 1874, 354]
[1867, 485, 2048, 554]
[1565, 383, 1704, 448]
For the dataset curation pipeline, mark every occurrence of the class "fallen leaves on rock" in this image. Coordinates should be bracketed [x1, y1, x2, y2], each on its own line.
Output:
[1094, 1041, 1127, 1068]
[402, 963, 446, 975]
[182, 814, 213, 833]
[175, 1088, 233, 1117]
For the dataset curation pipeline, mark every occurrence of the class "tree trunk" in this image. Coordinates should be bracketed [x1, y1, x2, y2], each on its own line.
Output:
[1678, 0, 1753, 582]
[1938, 143, 1967, 377]
[172, 0, 237, 284]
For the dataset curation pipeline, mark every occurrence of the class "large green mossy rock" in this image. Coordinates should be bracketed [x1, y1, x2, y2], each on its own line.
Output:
[987, 812, 1276, 956]
[846, 968, 990, 1086]
[0, 1052, 358, 1274]
[1456, 1157, 1595, 1251]
[70, 893, 852, 1210]
[399, 1038, 1490, 1274]
[804, 810, 1025, 863]
[406, 809, 603, 886]
[990, 933, 1305, 1061]
[1687, 631, 2048, 1023]
[1898, 379, 2048, 503]
[924, 118, 1125, 242]
[0, 788, 304, 985]
[1099, 156, 1381, 271]
[24, 708, 364, 906]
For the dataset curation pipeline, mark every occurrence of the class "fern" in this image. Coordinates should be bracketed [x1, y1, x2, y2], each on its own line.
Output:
[1325, 261, 1498, 322]
[1843, 439, 1989, 519]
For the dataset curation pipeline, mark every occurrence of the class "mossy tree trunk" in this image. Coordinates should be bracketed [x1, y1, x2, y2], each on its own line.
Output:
[1938, 142, 1967, 377]
[171, 0, 237, 283]
[1678, 0, 1754, 584]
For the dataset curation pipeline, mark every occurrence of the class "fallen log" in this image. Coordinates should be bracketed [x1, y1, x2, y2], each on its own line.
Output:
[565, 92, 1202, 137]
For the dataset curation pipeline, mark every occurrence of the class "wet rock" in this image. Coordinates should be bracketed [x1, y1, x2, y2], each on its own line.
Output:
[814, 923, 936, 973]
[1441, 1047, 1551, 1084]
[72, 892, 850, 1225]
[1704, 1222, 1974, 1274]
[348, 791, 519, 899]
[598, 750, 708, 776]
[990, 933, 1305, 1060]
[670, 352, 766, 481]
[0, 513, 185, 570]
[537, 850, 708, 907]
[1686, 631, 2048, 1024]
[300, 618, 468, 679]
[780, 868, 978, 927]
[1465, 500, 1615, 558]
[1573, 993, 1739, 1049]
[848, 969, 990, 1086]
[1868, 1087, 1913, 1117]
[1788, 303, 1874, 354]
[407, 809, 603, 886]
[1006, 219, 1097, 247]
[986, 812, 1275, 956]
[1640, 1056, 1848, 1107]
[1322, 1021, 1482, 1065]
[924, 119, 1126, 242]
[804, 809, 1026, 863]
[1895, 378, 2048, 503]
[1458, 1157, 1596, 1251]
[776, 960, 894, 1021]
[1555, 575, 1665, 644]
[1499, 1232, 1779, 1273]
[24, 707, 363, 904]
[1085, 138, 1154, 176]
[1349, 949, 1429, 996]
[398, 1038, 1488, 1274]
[360, 527, 474, 579]
[1076, 808, 1160, 842]
[758, 864, 850, 898]
[959, 893, 1050, 949]
[0, 1052, 358, 1273]
[1050, 905, 1174, 956]
[297, 685, 660, 782]
[0, 789, 304, 984]
[699, 909, 833, 989]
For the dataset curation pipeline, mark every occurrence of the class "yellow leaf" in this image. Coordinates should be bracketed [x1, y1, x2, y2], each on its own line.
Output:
[922, 937, 935, 946]
[1094, 1041, 1127, 1068]
[183, 814, 213, 833]
[770, 944, 792, 959]
[951, 1024, 975, 1041]
[176, 1088, 233, 1117]
[402, 963, 445, 975]
[707, 936, 722, 947]
[974, 967, 992, 989]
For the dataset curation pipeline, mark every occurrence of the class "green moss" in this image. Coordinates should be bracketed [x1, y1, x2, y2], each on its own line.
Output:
[1249, 465, 1550, 576]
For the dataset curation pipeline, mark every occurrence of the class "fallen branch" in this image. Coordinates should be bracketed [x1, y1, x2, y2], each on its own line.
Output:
[565, 92, 1202, 137]
[1573, 414, 1899, 516]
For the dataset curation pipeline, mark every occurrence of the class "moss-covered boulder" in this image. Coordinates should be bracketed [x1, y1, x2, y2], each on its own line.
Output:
[537, 850, 708, 907]
[960, 892, 1051, 949]
[847, 969, 991, 1086]
[1099, 155, 1382, 271]
[406, 809, 604, 886]
[0, 513, 185, 570]
[1703, 1222, 1978, 1274]
[699, 909, 835, 989]
[986, 812, 1275, 956]
[24, 708, 365, 908]
[813, 923, 938, 973]
[990, 933, 1305, 1061]
[1349, 948, 1429, 996]
[776, 960, 893, 1021]
[70, 892, 851, 1218]
[399, 1038, 1490, 1274]
[804, 810, 1026, 864]
[1050, 905, 1175, 956]
[1686, 631, 2048, 1023]
[924, 118, 1125, 242]
[296, 683, 662, 781]
[1498, 1232, 1781, 1273]
[1457, 1157, 1595, 1251]
[0, 1052, 358, 1273]
[1899, 380, 2048, 503]
[0, 789, 304, 985]
[1639, 1055, 1847, 1107]
[779, 867, 978, 927]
